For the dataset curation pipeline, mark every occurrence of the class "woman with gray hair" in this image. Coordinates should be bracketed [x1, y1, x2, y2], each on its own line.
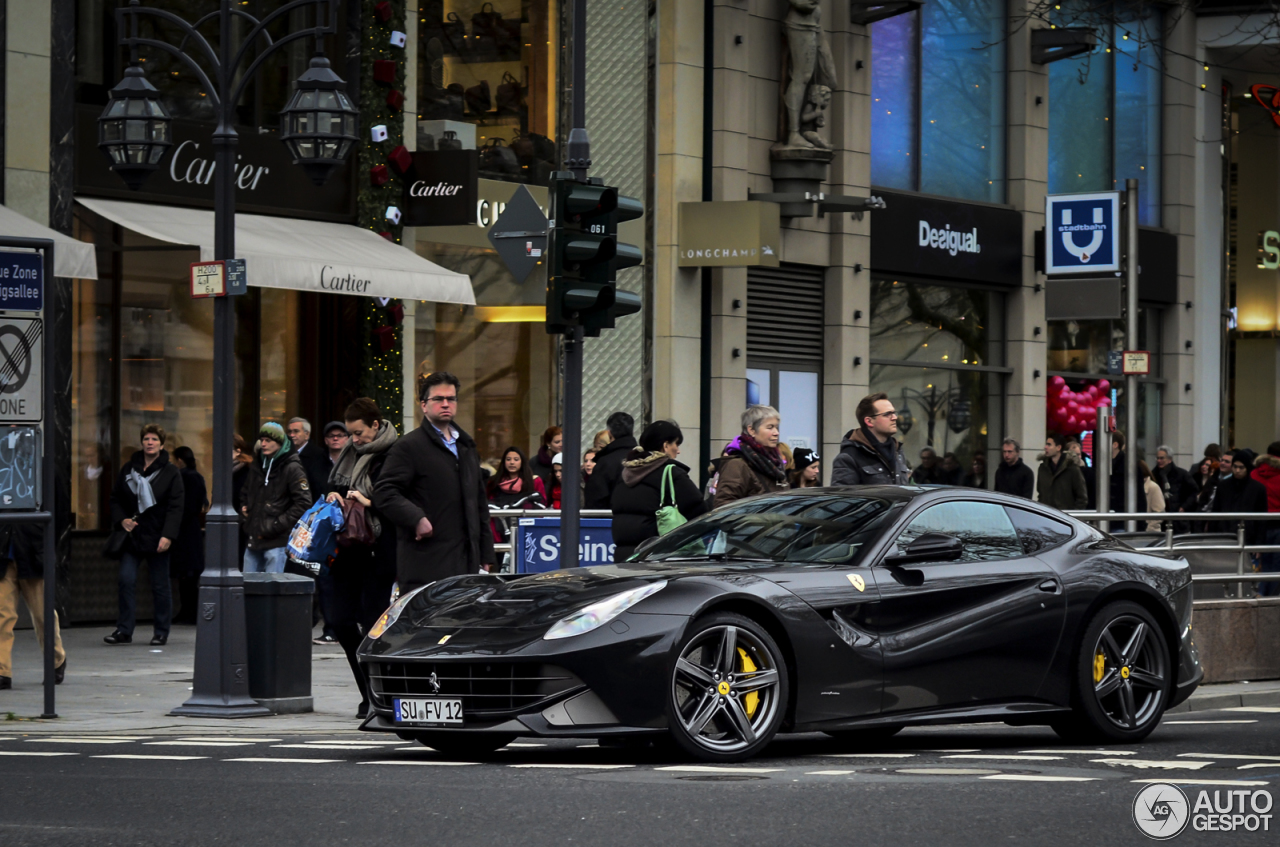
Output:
[712, 405, 790, 508]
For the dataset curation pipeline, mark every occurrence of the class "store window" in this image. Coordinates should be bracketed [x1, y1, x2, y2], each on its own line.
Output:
[870, 279, 1006, 481]
[871, 0, 1006, 203]
[418, 0, 559, 185]
[1048, 2, 1162, 225]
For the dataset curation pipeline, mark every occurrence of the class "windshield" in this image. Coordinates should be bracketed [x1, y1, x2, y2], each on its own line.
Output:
[635, 494, 898, 564]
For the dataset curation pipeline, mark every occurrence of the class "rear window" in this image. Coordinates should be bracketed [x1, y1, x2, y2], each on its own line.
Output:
[1005, 507, 1075, 554]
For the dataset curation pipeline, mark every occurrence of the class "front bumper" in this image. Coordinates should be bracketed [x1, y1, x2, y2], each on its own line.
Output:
[357, 611, 688, 737]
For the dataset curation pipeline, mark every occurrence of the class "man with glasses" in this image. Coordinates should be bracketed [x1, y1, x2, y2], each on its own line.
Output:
[831, 392, 911, 486]
[375, 371, 495, 591]
[994, 437, 1034, 499]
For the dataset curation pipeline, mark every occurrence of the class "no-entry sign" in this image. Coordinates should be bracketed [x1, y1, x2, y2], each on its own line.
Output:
[0, 317, 43, 422]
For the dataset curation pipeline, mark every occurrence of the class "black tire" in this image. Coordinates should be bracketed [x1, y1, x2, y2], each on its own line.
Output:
[666, 611, 789, 763]
[412, 732, 517, 757]
[1052, 600, 1170, 744]
[823, 726, 904, 746]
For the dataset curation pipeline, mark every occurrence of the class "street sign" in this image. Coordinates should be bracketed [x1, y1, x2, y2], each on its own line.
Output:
[191, 260, 226, 298]
[1045, 192, 1121, 275]
[0, 252, 44, 312]
[487, 185, 548, 284]
[1107, 350, 1123, 375]
[225, 258, 247, 295]
[515, 517, 615, 572]
[1122, 350, 1150, 375]
[0, 425, 40, 509]
[0, 317, 43, 422]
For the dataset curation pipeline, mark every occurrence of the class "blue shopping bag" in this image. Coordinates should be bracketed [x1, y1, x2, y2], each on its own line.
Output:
[287, 499, 345, 565]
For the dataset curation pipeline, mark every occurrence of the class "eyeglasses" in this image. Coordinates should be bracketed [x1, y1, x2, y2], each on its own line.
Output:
[426, 395, 458, 405]
[325, 432, 347, 439]
[867, 410, 898, 419]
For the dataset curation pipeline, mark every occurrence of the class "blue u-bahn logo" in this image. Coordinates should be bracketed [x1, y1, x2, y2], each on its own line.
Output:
[1046, 192, 1121, 274]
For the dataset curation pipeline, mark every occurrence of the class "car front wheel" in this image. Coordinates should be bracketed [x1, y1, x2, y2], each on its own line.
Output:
[1053, 600, 1170, 744]
[666, 612, 788, 762]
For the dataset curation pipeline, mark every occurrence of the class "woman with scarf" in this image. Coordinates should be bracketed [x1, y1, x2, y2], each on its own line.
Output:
[324, 397, 399, 719]
[712, 405, 791, 508]
[612, 421, 707, 560]
[486, 446, 547, 543]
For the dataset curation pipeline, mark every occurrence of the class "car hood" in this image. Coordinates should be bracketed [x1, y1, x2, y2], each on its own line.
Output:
[399, 561, 751, 630]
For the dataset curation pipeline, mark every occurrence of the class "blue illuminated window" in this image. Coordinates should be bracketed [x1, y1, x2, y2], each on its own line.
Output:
[870, 13, 917, 190]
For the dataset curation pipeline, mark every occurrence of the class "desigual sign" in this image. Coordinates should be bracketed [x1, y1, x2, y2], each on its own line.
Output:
[918, 221, 981, 256]
[871, 190, 1021, 287]
[75, 105, 354, 222]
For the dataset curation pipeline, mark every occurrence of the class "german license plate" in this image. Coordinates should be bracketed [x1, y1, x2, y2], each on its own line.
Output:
[393, 698, 464, 725]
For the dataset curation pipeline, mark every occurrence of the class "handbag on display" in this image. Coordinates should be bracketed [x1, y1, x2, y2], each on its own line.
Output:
[430, 12, 466, 55]
[479, 138, 520, 176]
[495, 72, 525, 114]
[656, 464, 688, 536]
[438, 130, 463, 151]
[336, 500, 376, 548]
[470, 3, 503, 60]
[465, 79, 492, 116]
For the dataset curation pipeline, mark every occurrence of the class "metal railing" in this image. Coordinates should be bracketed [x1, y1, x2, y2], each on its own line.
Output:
[1066, 510, 1280, 597]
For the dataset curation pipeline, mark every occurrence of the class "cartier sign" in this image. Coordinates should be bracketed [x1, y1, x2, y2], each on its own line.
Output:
[402, 151, 478, 226]
[75, 105, 354, 222]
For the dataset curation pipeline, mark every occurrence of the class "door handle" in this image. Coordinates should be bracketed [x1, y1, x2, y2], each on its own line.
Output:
[1038, 579, 1060, 593]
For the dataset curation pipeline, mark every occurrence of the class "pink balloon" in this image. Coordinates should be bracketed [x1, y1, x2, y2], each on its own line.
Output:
[1086, 385, 1099, 398]
[1100, 397, 1111, 407]
[1049, 375, 1065, 389]
[1097, 379, 1111, 394]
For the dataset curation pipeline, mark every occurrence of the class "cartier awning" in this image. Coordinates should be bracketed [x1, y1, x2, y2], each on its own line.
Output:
[76, 197, 474, 304]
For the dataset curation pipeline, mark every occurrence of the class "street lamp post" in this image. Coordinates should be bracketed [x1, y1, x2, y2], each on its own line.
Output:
[99, 0, 357, 717]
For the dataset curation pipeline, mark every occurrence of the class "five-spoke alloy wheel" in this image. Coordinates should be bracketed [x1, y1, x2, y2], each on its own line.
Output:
[667, 612, 788, 762]
[1053, 601, 1170, 744]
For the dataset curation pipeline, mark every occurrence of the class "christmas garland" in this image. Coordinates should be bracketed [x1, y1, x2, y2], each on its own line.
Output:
[357, 0, 408, 431]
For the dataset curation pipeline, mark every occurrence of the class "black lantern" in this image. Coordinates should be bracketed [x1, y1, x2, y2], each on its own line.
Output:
[97, 65, 173, 191]
[947, 397, 971, 434]
[896, 399, 915, 437]
[279, 56, 359, 186]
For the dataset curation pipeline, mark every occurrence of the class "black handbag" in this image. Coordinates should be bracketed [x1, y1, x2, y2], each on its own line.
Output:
[479, 138, 520, 177]
[103, 529, 129, 561]
[495, 72, 525, 114]
[465, 79, 492, 116]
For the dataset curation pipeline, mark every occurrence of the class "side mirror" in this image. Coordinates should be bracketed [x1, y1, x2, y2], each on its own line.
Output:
[883, 531, 964, 566]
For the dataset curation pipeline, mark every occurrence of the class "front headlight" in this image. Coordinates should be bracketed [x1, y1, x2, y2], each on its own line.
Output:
[543, 581, 667, 641]
[368, 586, 427, 639]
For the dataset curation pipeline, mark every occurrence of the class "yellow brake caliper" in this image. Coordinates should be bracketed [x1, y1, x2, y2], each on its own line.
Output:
[1093, 651, 1106, 684]
[737, 648, 760, 717]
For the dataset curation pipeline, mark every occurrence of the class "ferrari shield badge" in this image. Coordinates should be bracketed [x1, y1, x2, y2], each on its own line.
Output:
[847, 574, 866, 592]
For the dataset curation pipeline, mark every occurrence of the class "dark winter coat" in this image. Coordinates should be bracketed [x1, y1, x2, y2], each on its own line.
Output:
[374, 420, 495, 591]
[584, 435, 638, 509]
[1212, 474, 1270, 544]
[611, 451, 707, 559]
[0, 522, 44, 579]
[1036, 453, 1088, 511]
[298, 442, 333, 503]
[171, 466, 208, 577]
[830, 429, 910, 487]
[1156, 461, 1199, 513]
[531, 447, 557, 494]
[110, 449, 185, 557]
[994, 458, 1035, 499]
[242, 448, 312, 551]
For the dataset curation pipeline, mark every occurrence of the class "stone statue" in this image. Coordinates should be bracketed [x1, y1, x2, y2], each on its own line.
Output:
[778, 0, 837, 151]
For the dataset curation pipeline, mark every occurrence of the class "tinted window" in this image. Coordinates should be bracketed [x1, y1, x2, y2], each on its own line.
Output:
[895, 501, 1022, 562]
[1005, 507, 1075, 554]
[636, 495, 897, 565]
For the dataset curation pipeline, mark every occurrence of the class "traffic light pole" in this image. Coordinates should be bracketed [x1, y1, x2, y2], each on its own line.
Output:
[559, 0, 590, 569]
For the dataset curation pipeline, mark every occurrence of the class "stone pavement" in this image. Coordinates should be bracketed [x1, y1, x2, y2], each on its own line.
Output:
[1, 623, 1277, 734]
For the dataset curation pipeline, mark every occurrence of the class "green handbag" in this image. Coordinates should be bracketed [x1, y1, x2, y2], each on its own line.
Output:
[656, 463, 687, 536]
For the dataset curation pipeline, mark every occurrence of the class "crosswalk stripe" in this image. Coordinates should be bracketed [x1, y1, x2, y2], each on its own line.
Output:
[226, 758, 344, 763]
[1132, 778, 1269, 787]
[507, 764, 634, 769]
[359, 760, 480, 766]
[1179, 753, 1280, 761]
[657, 765, 783, 774]
[829, 753, 916, 758]
[1224, 707, 1280, 713]
[1021, 749, 1136, 756]
[24, 738, 134, 744]
[1093, 759, 1211, 769]
[176, 737, 281, 743]
[0, 751, 78, 757]
[272, 744, 387, 751]
[1238, 764, 1280, 770]
[805, 770, 856, 775]
[145, 741, 254, 747]
[1164, 720, 1257, 725]
[92, 754, 207, 761]
[981, 775, 1099, 782]
[943, 754, 1064, 761]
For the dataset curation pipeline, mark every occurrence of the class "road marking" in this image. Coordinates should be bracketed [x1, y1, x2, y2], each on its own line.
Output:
[175, 737, 281, 743]
[1133, 778, 1269, 787]
[1021, 749, 1136, 756]
[830, 753, 916, 758]
[0, 751, 78, 757]
[924, 749, 981, 753]
[656, 765, 784, 774]
[1179, 753, 1280, 761]
[359, 760, 480, 766]
[1092, 759, 1211, 769]
[896, 768, 1001, 776]
[943, 754, 1064, 762]
[226, 758, 344, 764]
[982, 775, 1099, 782]
[1164, 720, 1257, 725]
[505, 743, 547, 748]
[272, 744, 386, 751]
[507, 764, 634, 769]
[144, 741, 254, 748]
[91, 754, 208, 761]
[25, 735, 152, 741]
[301, 740, 409, 746]
[805, 770, 856, 775]
[1238, 764, 1280, 770]
[1224, 706, 1280, 713]
[24, 738, 135, 744]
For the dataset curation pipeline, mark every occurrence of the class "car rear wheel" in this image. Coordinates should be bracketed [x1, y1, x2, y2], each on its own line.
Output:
[411, 732, 517, 757]
[1052, 601, 1170, 744]
[666, 612, 788, 763]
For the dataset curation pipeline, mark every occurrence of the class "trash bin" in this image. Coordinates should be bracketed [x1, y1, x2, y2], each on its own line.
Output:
[243, 572, 315, 714]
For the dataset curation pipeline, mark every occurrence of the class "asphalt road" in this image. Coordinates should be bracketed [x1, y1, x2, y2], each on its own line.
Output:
[2, 708, 1278, 847]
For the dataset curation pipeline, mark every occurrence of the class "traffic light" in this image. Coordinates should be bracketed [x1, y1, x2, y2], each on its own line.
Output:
[546, 173, 643, 336]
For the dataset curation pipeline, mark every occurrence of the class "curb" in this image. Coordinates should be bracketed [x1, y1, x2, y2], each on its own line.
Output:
[1166, 683, 1280, 714]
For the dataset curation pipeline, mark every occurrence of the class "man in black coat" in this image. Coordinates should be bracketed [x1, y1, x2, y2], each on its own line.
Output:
[106, 424, 185, 645]
[831, 393, 910, 486]
[0, 522, 67, 688]
[584, 411, 638, 509]
[375, 372, 495, 591]
[994, 438, 1034, 499]
[1154, 445, 1198, 515]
